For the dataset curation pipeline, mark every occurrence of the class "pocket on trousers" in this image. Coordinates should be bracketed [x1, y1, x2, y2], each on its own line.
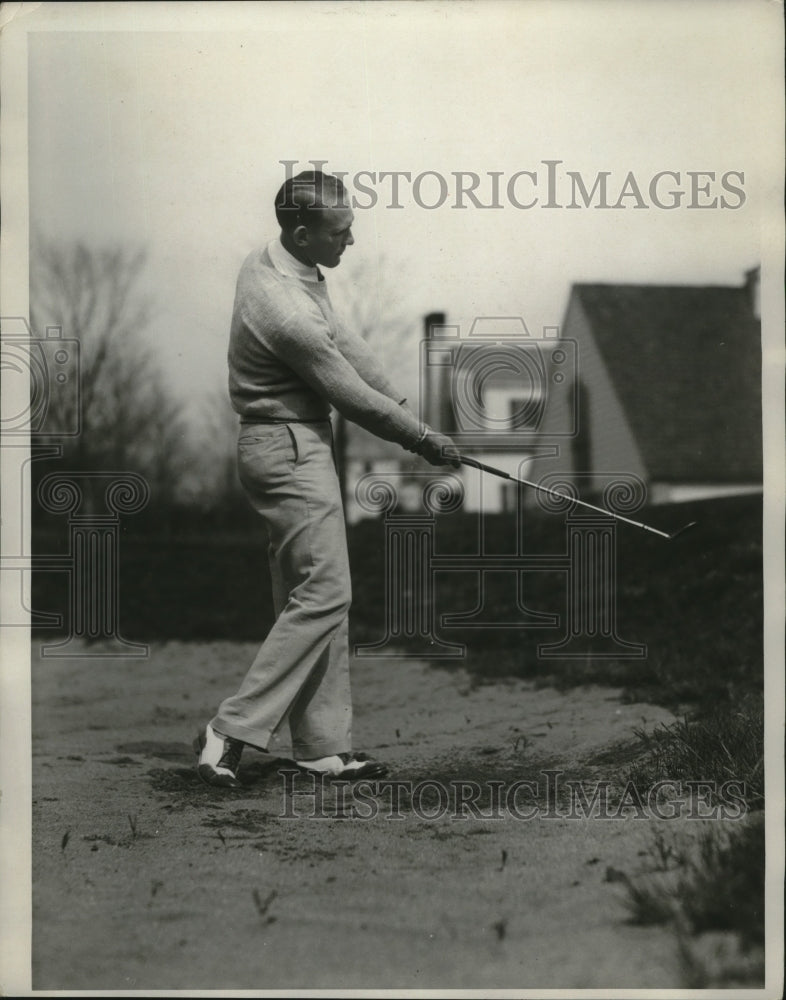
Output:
[284, 424, 299, 465]
[286, 421, 333, 471]
[237, 425, 297, 484]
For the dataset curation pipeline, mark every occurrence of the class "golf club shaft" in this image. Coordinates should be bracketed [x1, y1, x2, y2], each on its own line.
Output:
[457, 455, 673, 539]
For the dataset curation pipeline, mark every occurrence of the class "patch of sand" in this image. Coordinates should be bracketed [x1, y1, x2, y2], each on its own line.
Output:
[31, 641, 704, 990]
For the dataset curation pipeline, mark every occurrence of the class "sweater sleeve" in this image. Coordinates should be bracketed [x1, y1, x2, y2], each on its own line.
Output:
[242, 281, 424, 449]
[332, 320, 406, 404]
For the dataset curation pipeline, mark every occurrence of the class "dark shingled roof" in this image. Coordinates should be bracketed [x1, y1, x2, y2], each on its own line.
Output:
[574, 282, 762, 482]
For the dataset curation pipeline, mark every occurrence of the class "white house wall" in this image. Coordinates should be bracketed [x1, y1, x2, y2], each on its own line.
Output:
[535, 295, 648, 493]
[460, 453, 536, 514]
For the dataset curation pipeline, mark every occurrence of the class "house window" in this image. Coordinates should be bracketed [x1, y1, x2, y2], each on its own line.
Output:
[508, 396, 541, 432]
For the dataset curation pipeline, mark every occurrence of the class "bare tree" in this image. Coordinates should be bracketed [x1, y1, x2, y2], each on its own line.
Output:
[185, 385, 243, 510]
[29, 238, 190, 508]
[330, 252, 421, 383]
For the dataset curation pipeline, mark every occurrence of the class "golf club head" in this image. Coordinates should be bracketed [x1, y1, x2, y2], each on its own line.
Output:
[668, 521, 698, 541]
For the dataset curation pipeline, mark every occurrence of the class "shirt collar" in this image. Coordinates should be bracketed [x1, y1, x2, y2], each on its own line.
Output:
[268, 238, 323, 283]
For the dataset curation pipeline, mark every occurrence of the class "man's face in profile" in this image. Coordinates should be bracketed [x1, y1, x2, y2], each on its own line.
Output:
[300, 205, 355, 269]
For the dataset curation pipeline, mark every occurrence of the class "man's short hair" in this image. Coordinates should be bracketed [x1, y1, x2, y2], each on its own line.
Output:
[275, 171, 347, 233]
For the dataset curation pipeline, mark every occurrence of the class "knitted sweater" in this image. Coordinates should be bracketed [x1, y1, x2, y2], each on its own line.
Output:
[228, 246, 424, 450]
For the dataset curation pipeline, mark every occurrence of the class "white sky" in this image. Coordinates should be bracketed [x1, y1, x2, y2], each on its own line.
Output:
[21, 0, 784, 417]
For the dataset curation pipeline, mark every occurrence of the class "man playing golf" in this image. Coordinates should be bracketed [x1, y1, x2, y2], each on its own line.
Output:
[195, 169, 459, 787]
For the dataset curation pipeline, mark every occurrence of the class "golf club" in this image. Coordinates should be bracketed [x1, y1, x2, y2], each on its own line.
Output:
[457, 455, 697, 541]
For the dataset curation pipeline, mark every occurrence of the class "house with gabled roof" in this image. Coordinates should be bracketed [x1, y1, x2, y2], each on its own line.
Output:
[339, 268, 762, 520]
[534, 268, 763, 504]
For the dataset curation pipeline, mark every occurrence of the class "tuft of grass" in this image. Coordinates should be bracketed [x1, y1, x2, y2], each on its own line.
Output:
[625, 698, 764, 812]
[624, 875, 676, 926]
[648, 828, 687, 872]
[678, 819, 765, 947]
[677, 933, 765, 990]
[624, 817, 765, 980]
[251, 888, 278, 924]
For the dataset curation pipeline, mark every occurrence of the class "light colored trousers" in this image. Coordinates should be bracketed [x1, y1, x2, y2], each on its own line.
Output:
[211, 420, 352, 758]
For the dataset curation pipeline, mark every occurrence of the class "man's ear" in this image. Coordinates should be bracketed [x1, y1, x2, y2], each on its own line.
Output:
[292, 225, 311, 248]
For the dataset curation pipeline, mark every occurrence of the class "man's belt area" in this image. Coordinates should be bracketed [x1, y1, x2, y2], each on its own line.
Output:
[239, 417, 332, 425]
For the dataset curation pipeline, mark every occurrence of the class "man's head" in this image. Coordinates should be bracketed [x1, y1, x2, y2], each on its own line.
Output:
[275, 170, 354, 269]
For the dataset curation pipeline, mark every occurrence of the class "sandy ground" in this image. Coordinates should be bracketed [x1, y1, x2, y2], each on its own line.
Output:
[31, 639, 705, 991]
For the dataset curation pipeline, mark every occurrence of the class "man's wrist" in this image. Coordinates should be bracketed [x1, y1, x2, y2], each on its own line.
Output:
[406, 425, 431, 454]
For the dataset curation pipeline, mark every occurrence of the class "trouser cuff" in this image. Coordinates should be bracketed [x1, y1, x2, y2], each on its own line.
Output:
[291, 738, 351, 759]
[211, 718, 271, 752]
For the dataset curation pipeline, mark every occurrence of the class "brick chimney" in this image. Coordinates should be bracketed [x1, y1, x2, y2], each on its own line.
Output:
[744, 266, 761, 319]
[422, 312, 456, 433]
